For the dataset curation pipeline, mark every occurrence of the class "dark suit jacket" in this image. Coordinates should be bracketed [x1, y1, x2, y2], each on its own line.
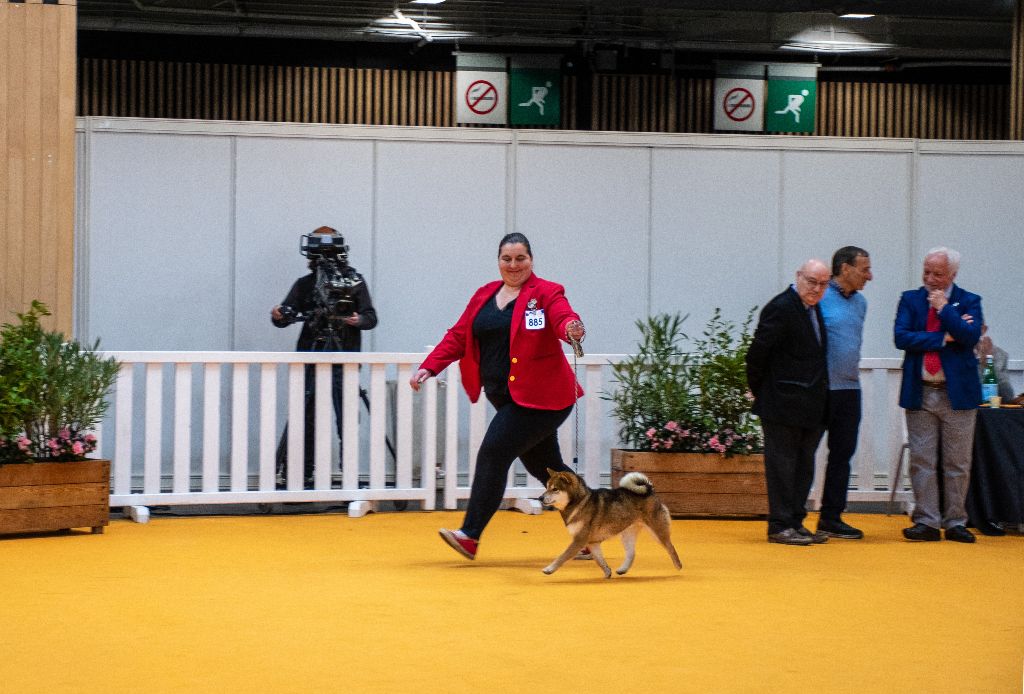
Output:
[745, 286, 829, 429]
[420, 274, 583, 409]
[894, 283, 982, 410]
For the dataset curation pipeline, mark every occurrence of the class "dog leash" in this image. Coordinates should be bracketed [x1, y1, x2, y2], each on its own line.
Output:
[568, 328, 584, 475]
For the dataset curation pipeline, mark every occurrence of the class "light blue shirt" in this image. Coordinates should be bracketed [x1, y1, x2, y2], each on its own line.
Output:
[819, 280, 867, 390]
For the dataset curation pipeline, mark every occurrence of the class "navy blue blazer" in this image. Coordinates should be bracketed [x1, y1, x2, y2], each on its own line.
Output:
[745, 287, 829, 429]
[893, 283, 982, 410]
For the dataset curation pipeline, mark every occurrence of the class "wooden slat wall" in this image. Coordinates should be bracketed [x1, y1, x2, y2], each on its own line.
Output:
[1, 0, 77, 334]
[817, 82, 1008, 139]
[78, 57, 1013, 141]
[79, 58, 581, 130]
[1010, 0, 1024, 140]
[834, 78, 998, 139]
[80, 59, 458, 127]
[591, 74, 1009, 139]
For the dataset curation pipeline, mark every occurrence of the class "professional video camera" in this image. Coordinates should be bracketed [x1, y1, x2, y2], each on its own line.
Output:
[278, 230, 364, 343]
[300, 231, 363, 323]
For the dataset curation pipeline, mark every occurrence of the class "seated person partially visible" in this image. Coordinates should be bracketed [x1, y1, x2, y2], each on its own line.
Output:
[976, 325, 1015, 402]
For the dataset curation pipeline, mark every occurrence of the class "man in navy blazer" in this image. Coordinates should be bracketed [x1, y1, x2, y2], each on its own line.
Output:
[894, 247, 983, 543]
[746, 259, 832, 546]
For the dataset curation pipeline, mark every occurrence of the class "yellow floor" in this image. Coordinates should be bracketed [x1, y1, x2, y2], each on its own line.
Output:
[1, 510, 1021, 694]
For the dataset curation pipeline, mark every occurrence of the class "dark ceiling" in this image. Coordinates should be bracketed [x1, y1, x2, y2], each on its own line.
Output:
[76, 1, 1017, 68]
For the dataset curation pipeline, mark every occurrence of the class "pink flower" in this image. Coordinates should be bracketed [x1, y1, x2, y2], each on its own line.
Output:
[665, 421, 679, 432]
[85, 433, 97, 444]
[645, 428, 657, 438]
[72, 441, 85, 456]
[17, 436, 31, 452]
[59, 427, 71, 440]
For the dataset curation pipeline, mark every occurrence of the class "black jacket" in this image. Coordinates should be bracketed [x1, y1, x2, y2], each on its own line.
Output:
[272, 267, 377, 352]
[745, 286, 829, 428]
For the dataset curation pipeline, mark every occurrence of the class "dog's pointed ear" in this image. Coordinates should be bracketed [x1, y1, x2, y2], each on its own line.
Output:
[546, 467, 558, 477]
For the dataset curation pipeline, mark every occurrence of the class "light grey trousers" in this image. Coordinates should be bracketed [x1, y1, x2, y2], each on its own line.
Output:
[905, 387, 977, 529]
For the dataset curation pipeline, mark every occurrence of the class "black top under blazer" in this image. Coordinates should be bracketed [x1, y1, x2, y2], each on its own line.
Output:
[745, 286, 830, 429]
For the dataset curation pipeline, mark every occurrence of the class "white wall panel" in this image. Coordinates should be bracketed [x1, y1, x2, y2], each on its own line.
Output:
[87, 132, 233, 350]
[651, 147, 780, 341]
[917, 152, 1024, 359]
[76, 121, 1024, 368]
[515, 144, 650, 354]
[780, 150, 912, 359]
[234, 137, 375, 352]
[374, 140, 507, 353]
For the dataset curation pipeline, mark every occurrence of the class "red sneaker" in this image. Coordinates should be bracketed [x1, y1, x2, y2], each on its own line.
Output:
[439, 528, 478, 560]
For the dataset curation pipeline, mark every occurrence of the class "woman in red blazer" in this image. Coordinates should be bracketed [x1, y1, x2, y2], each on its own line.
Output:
[410, 233, 586, 560]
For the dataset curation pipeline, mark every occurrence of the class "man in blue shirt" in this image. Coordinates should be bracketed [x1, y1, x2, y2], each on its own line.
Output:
[816, 246, 872, 539]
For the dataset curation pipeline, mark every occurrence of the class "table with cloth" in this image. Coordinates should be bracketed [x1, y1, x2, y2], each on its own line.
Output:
[966, 406, 1024, 534]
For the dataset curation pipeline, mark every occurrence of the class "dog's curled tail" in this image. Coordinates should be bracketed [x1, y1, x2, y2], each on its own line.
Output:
[619, 472, 655, 496]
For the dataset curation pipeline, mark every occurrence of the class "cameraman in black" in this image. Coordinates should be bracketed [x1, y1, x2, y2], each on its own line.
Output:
[271, 225, 377, 487]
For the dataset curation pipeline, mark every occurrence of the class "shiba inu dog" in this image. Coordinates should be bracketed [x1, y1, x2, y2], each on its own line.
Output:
[541, 468, 682, 578]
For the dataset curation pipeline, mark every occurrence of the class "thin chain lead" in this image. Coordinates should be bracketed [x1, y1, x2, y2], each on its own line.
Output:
[568, 336, 582, 474]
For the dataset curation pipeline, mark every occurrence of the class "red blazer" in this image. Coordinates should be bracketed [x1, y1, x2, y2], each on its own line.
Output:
[420, 274, 583, 410]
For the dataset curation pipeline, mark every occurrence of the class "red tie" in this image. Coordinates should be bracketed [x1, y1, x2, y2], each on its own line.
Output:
[924, 307, 941, 375]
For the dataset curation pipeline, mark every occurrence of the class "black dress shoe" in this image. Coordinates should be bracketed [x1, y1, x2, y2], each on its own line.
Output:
[902, 523, 941, 542]
[817, 518, 864, 540]
[767, 528, 812, 546]
[796, 526, 829, 544]
[976, 521, 1006, 537]
[944, 525, 976, 543]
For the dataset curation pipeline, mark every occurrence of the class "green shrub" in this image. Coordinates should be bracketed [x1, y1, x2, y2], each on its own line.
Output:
[0, 301, 120, 463]
[604, 308, 762, 457]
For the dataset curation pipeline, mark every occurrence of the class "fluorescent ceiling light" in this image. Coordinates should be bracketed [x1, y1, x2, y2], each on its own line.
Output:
[781, 40, 893, 52]
[840, 13, 875, 19]
[411, 0, 445, 4]
[388, 9, 433, 41]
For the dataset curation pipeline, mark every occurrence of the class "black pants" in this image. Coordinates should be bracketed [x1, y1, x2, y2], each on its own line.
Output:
[820, 389, 862, 521]
[276, 364, 344, 480]
[762, 420, 824, 535]
[461, 393, 573, 539]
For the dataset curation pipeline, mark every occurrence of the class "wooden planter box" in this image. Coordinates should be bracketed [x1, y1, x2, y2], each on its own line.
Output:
[611, 449, 767, 517]
[0, 459, 110, 535]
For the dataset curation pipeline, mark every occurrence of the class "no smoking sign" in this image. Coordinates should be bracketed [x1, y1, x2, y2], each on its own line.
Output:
[466, 80, 499, 115]
[713, 78, 764, 132]
[456, 70, 508, 124]
[723, 87, 755, 122]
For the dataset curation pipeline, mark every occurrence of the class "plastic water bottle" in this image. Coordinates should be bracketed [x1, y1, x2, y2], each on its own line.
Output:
[981, 355, 999, 406]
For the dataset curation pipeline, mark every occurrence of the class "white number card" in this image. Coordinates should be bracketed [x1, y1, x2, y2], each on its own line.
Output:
[524, 309, 545, 330]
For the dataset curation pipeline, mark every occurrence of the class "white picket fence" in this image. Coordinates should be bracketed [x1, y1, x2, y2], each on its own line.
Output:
[94, 351, 1023, 521]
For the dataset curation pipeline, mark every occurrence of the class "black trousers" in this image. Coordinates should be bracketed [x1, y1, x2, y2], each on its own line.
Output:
[276, 364, 344, 480]
[762, 420, 824, 535]
[461, 393, 573, 539]
[820, 389, 862, 521]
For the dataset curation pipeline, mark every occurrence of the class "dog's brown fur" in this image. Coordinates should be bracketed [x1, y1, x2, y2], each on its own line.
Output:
[541, 468, 682, 578]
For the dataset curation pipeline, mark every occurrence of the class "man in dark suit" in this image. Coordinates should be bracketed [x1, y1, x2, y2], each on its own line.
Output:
[894, 247, 982, 543]
[746, 259, 831, 546]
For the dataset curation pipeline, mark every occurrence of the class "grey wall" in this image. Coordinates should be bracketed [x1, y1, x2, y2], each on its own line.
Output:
[77, 119, 1024, 362]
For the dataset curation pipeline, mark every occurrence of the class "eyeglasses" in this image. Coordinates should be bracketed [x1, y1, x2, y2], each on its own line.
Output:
[798, 273, 830, 290]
